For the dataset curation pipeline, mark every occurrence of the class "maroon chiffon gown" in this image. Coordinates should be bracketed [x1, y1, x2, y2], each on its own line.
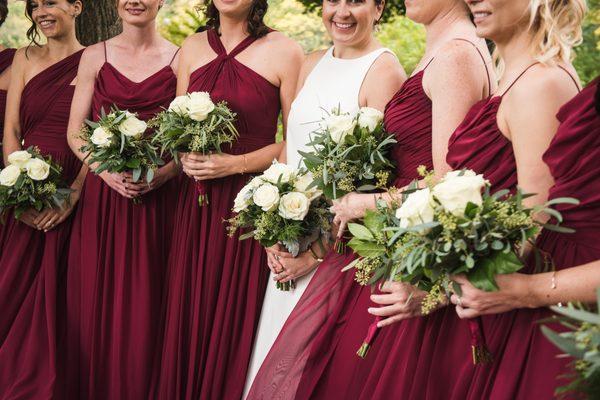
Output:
[66, 44, 179, 400]
[151, 30, 280, 400]
[435, 66, 585, 399]
[0, 48, 16, 168]
[285, 42, 491, 400]
[0, 50, 83, 400]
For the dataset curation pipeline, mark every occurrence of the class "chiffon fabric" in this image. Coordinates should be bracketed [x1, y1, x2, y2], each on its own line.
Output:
[0, 50, 83, 400]
[152, 29, 280, 400]
[0, 48, 16, 168]
[432, 65, 585, 400]
[66, 45, 179, 399]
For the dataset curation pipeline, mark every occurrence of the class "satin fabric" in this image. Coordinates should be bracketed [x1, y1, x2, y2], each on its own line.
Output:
[0, 50, 83, 400]
[151, 29, 280, 400]
[66, 51, 178, 399]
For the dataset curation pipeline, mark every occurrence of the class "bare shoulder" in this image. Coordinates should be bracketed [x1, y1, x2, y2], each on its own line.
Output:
[181, 31, 209, 54]
[261, 31, 304, 60]
[431, 39, 488, 75]
[368, 51, 406, 82]
[78, 43, 105, 73]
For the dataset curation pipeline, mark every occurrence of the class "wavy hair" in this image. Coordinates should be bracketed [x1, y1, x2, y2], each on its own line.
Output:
[0, 0, 7, 27]
[25, 0, 80, 48]
[494, 0, 586, 74]
[199, 0, 270, 39]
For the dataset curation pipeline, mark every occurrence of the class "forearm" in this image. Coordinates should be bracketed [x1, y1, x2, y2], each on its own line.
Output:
[238, 142, 285, 174]
[527, 261, 600, 307]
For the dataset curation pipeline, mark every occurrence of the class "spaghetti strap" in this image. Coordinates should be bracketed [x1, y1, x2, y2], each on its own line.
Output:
[453, 38, 492, 97]
[500, 63, 539, 97]
[103, 41, 108, 63]
[169, 48, 180, 67]
[557, 65, 581, 92]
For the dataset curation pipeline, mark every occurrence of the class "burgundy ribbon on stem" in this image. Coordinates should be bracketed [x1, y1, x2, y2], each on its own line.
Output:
[357, 316, 382, 359]
[196, 181, 209, 207]
[468, 317, 493, 364]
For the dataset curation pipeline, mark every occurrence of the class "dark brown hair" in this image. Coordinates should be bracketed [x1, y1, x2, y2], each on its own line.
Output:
[0, 0, 7, 27]
[201, 0, 270, 39]
[25, 0, 79, 47]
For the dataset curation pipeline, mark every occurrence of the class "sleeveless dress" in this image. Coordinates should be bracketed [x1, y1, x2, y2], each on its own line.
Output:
[244, 46, 392, 399]
[0, 50, 83, 400]
[151, 29, 280, 400]
[0, 48, 16, 169]
[66, 44, 179, 400]
[293, 41, 492, 400]
[442, 65, 582, 399]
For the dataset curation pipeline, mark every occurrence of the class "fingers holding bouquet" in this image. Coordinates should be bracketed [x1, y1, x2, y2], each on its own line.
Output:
[181, 152, 239, 181]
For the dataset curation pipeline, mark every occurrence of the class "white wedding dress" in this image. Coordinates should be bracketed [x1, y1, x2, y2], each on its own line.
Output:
[243, 46, 392, 398]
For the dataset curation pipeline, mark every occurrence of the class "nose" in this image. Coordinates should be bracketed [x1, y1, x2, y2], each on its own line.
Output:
[335, 1, 352, 18]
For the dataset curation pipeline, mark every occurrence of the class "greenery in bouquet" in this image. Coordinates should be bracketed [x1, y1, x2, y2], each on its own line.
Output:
[79, 106, 164, 184]
[299, 106, 397, 200]
[227, 162, 331, 290]
[0, 147, 72, 220]
[541, 290, 600, 399]
[347, 167, 578, 314]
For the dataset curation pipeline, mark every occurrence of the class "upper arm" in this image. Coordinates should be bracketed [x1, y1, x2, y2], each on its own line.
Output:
[360, 52, 406, 111]
[176, 34, 204, 97]
[501, 66, 580, 207]
[274, 35, 305, 131]
[3, 48, 27, 159]
[425, 41, 490, 177]
[67, 46, 102, 152]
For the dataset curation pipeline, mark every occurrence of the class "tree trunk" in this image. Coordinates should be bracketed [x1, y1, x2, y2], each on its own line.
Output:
[76, 0, 122, 46]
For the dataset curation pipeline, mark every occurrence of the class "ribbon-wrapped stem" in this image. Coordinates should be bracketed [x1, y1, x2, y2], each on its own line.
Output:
[357, 316, 381, 359]
[469, 317, 493, 364]
[196, 181, 209, 207]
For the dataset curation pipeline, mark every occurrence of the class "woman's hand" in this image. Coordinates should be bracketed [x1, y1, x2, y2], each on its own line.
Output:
[16, 208, 40, 229]
[33, 189, 82, 231]
[368, 281, 448, 327]
[136, 163, 179, 195]
[266, 243, 294, 274]
[330, 192, 376, 238]
[273, 250, 321, 283]
[449, 274, 534, 319]
[181, 152, 241, 181]
[99, 171, 147, 199]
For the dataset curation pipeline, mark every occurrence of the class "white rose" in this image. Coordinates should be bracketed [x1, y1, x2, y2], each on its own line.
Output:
[233, 183, 255, 213]
[7, 150, 32, 169]
[0, 164, 21, 187]
[442, 169, 477, 181]
[168, 95, 191, 114]
[432, 171, 487, 216]
[294, 172, 322, 201]
[25, 158, 50, 181]
[325, 113, 357, 144]
[248, 176, 265, 189]
[262, 162, 295, 184]
[253, 183, 280, 212]
[187, 91, 215, 122]
[118, 114, 147, 138]
[395, 187, 435, 230]
[358, 107, 384, 131]
[278, 192, 310, 221]
[91, 126, 113, 148]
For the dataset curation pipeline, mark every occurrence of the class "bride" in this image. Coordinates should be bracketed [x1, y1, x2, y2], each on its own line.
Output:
[244, 0, 405, 396]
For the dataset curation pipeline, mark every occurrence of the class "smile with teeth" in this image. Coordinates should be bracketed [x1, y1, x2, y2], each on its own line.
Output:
[333, 22, 355, 30]
[39, 20, 55, 28]
[473, 11, 491, 19]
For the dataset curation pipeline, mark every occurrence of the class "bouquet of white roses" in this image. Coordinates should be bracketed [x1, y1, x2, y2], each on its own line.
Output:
[0, 147, 72, 220]
[346, 167, 578, 361]
[228, 161, 331, 291]
[542, 289, 600, 399]
[79, 107, 164, 202]
[298, 106, 396, 200]
[149, 91, 238, 206]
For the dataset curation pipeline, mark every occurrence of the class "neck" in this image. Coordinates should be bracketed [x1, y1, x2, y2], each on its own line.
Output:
[333, 34, 379, 59]
[218, 13, 250, 48]
[120, 21, 161, 49]
[496, 28, 535, 81]
[425, 6, 474, 51]
[45, 31, 82, 60]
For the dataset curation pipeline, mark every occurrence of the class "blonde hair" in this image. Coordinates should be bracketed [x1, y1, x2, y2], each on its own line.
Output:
[495, 0, 586, 74]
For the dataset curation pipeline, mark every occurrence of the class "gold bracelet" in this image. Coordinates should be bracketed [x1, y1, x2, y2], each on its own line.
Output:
[240, 154, 248, 175]
[309, 246, 324, 263]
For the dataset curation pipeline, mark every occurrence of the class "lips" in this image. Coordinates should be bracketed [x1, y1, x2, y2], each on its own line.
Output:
[472, 11, 491, 24]
[126, 8, 145, 15]
[332, 21, 356, 30]
[38, 20, 56, 29]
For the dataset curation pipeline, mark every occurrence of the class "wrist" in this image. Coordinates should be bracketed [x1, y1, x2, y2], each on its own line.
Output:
[237, 154, 248, 175]
[521, 273, 545, 309]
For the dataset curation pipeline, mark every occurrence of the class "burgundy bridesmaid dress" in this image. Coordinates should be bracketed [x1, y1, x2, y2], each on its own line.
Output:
[0, 48, 16, 168]
[287, 41, 491, 400]
[152, 29, 280, 400]
[0, 50, 83, 399]
[437, 65, 584, 399]
[66, 43, 179, 400]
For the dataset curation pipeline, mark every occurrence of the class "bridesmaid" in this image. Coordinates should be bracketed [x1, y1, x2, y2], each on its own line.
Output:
[65, 1, 179, 398]
[151, 1, 303, 399]
[292, 1, 495, 399]
[251, 0, 493, 399]
[441, 0, 585, 398]
[0, 0, 16, 168]
[0, 0, 84, 398]
[246, 0, 405, 397]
